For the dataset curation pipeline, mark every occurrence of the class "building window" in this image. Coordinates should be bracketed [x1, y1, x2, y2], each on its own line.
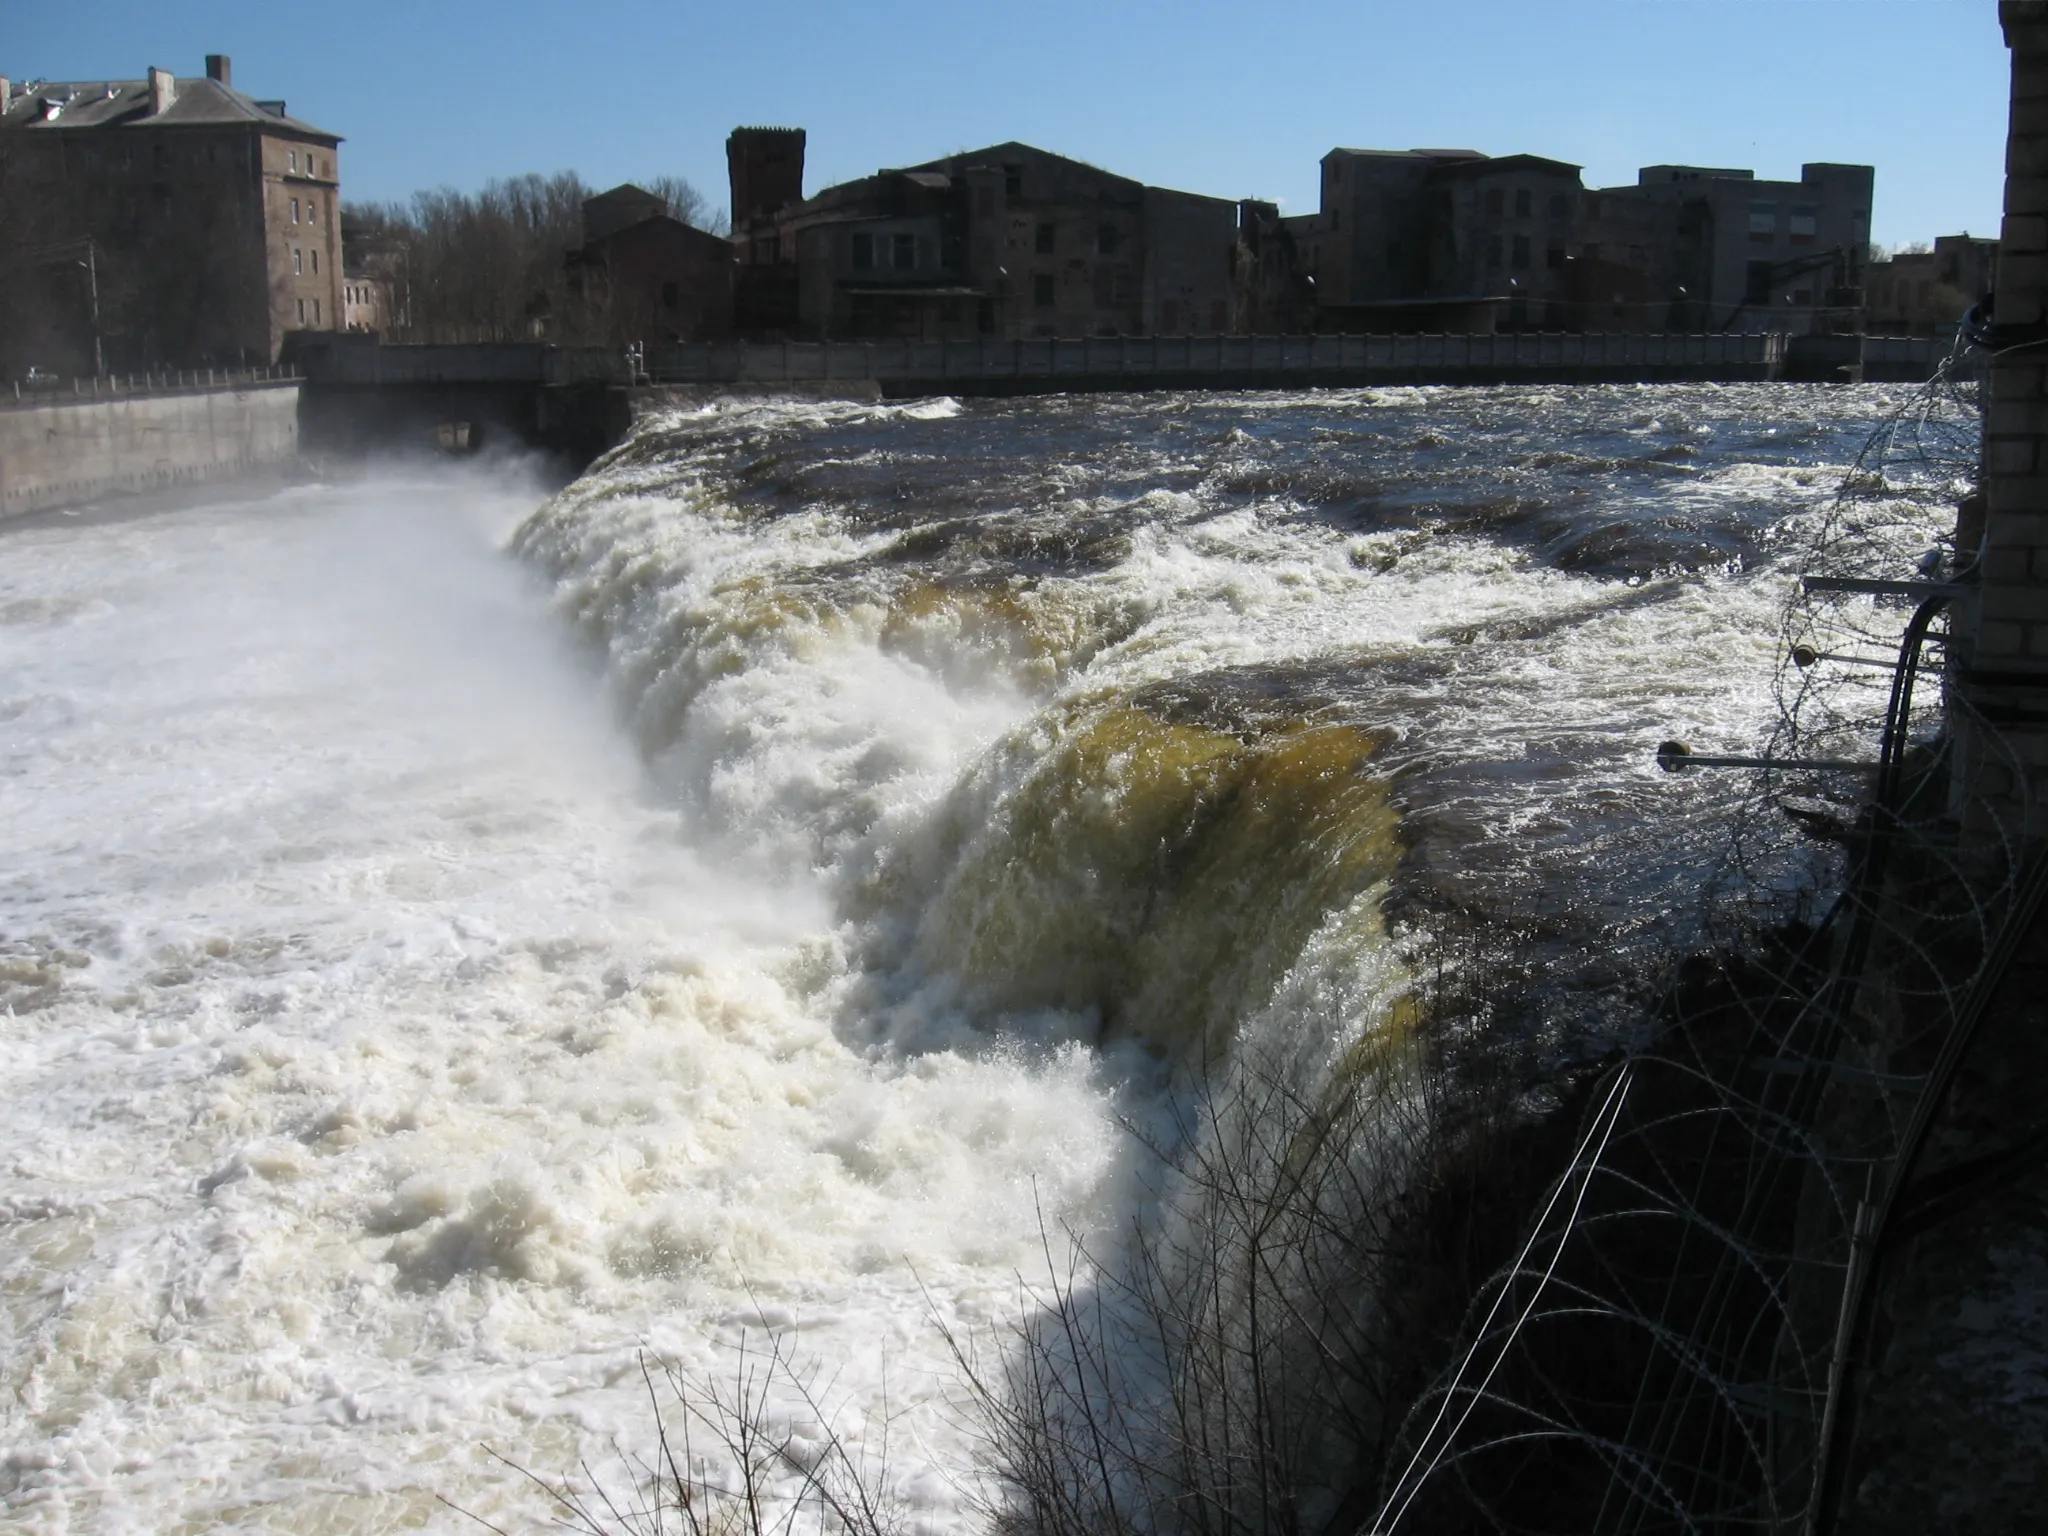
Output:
[1514, 189, 1531, 219]
[311, 248, 318, 273]
[1744, 259, 1773, 306]
[1033, 273, 1055, 306]
[288, 149, 297, 172]
[1789, 206, 1818, 244]
[293, 248, 302, 274]
[1748, 201, 1778, 240]
[893, 232, 916, 269]
[291, 198, 300, 223]
[1546, 240, 1565, 269]
[1004, 165, 1022, 198]
[1549, 193, 1569, 218]
[850, 232, 873, 270]
[297, 297, 306, 323]
[1097, 223, 1120, 255]
[1486, 234, 1503, 268]
[313, 298, 320, 324]
[1485, 188, 1504, 217]
[1511, 234, 1531, 269]
[1036, 222, 1055, 255]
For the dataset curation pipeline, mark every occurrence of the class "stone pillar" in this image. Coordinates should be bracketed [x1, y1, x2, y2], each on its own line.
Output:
[1957, 2, 2048, 851]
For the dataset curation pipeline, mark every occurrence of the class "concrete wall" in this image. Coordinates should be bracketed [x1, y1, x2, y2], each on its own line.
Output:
[0, 381, 299, 517]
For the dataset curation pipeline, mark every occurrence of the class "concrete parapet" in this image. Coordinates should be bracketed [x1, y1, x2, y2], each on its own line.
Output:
[0, 382, 301, 518]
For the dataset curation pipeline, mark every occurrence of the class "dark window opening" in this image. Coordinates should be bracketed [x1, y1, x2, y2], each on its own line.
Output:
[1033, 273, 1056, 306]
[1036, 222, 1055, 255]
[1514, 189, 1531, 219]
[1546, 240, 1565, 270]
[1744, 260, 1773, 306]
[1511, 234, 1531, 269]
[1485, 188, 1503, 217]
[1097, 223, 1120, 255]
[1003, 165, 1022, 198]
[850, 232, 873, 270]
[893, 232, 916, 269]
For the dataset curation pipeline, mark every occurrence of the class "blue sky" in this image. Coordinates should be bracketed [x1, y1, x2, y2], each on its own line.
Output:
[9, 0, 2003, 247]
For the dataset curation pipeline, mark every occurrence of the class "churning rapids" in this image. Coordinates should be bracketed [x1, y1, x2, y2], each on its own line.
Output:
[1, 384, 1913, 1532]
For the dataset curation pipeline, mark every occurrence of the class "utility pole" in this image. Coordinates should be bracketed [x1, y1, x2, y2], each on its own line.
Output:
[80, 239, 103, 378]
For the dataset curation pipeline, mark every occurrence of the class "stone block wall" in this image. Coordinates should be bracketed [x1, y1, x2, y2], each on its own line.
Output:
[1957, 1, 2048, 848]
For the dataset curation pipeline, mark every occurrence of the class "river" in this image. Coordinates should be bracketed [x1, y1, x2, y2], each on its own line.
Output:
[0, 383, 1937, 1532]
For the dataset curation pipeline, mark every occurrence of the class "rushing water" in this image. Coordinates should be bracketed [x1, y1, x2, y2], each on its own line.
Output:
[0, 385, 1920, 1532]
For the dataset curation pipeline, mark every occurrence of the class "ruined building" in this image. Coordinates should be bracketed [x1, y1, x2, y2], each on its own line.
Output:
[0, 55, 342, 372]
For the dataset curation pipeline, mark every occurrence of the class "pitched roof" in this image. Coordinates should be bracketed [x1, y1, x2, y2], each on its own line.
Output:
[1429, 152, 1582, 181]
[1, 75, 338, 139]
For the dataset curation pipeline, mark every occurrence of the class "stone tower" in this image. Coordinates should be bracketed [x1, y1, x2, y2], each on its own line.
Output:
[726, 127, 807, 233]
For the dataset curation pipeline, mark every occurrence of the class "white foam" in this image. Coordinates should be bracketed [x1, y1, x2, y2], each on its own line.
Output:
[0, 469, 1122, 1532]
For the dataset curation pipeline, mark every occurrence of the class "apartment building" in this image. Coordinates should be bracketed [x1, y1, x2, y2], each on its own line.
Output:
[0, 55, 342, 371]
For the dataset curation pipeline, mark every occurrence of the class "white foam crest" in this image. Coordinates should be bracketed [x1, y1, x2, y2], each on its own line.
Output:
[0, 472, 1122, 1531]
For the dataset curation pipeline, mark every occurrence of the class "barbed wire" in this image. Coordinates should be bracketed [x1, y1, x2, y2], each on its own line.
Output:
[1372, 334, 2039, 1534]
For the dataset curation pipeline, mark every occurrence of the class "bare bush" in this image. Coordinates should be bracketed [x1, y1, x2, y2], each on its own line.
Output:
[462, 1333, 904, 1536]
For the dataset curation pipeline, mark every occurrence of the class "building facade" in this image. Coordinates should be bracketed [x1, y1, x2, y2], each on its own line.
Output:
[1598, 163, 1875, 332]
[567, 183, 735, 347]
[0, 55, 342, 372]
[1866, 234, 1997, 333]
[729, 134, 1237, 341]
[1282, 146, 1875, 335]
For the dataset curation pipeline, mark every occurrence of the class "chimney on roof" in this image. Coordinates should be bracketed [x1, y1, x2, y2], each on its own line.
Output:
[205, 54, 232, 87]
[148, 65, 176, 115]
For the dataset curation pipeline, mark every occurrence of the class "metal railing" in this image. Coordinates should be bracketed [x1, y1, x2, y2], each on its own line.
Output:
[5, 364, 300, 409]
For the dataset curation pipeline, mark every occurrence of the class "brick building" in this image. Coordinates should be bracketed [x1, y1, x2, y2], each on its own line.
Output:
[1866, 234, 1997, 333]
[728, 133, 1237, 341]
[0, 55, 342, 372]
[566, 183, 734, 347]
